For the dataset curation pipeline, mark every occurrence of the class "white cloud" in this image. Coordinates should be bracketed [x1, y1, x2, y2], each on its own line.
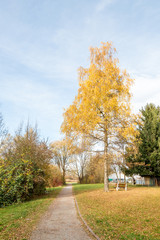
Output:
[0, 77, 56, 107]
[96, 0, 116, 12]
[131, 73, 160, 112]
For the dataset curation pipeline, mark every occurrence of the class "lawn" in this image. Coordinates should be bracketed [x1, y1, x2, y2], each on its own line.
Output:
[73, 184, 160, 240]
[0, 186, 62, 240]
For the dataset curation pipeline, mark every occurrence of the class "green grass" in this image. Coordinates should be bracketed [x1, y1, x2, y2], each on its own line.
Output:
[73, 183, 160, 240]
[0, 186, 62, 240]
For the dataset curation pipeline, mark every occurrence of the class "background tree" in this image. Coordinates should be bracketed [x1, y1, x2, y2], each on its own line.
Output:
[85, 153, 105, 183]
[62, 42, 137, 191]
[125, 103, 160, 182]
[50, 138, 71, 185]
[70, 135, 91, 183]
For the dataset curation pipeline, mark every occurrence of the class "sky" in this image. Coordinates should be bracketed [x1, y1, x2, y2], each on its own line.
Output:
[0, 0, 160, 142]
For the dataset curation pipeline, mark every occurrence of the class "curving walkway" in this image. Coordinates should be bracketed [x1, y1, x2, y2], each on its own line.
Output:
[30, 185, 91, 240]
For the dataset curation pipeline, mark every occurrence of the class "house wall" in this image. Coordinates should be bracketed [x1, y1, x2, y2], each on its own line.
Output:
[144, 177, 157, 186]
[144, 177, 150, 186]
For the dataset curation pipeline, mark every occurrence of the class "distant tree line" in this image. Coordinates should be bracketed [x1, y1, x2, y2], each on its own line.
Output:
[51, 135, 112, 185]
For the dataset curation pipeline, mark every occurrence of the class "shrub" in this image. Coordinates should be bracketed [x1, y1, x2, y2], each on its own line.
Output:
[0, 125, 52, 206]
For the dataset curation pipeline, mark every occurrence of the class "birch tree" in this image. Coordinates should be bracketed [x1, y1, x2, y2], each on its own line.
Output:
[61, 42, 137, 191]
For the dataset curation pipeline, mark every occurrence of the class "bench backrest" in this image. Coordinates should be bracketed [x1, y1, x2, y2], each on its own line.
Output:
[118, 183, 125, 187]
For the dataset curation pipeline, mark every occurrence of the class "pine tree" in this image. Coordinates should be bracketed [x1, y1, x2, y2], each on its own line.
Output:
[125, 103, 160, 178]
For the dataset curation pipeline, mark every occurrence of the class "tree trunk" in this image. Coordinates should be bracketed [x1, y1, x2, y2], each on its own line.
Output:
[123, 144, 126, 184]
[79, 176, 82, 184]
[81, 167, 84, 183]
[62, 168, 66, 185]
[104, 130, 109, 192]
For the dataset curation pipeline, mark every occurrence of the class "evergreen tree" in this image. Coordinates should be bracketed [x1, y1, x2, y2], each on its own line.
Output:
[125, 103, 160, 178]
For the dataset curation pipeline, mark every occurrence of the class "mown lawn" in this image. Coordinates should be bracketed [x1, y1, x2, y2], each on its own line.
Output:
[0, 186, 62, 240]
[73, 184, 160, 240]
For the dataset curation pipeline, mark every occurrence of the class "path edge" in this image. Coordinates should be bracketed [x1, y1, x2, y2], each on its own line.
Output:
[74, 197, 100, 240]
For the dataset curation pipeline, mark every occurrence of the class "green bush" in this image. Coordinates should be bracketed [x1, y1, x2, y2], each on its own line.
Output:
[0, 160, 46, 207]
[0, 125, 53, 206]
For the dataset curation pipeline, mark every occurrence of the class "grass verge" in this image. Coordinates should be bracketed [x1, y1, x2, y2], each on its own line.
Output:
[73, 184, 160, 240]
[0, 186, 62, 240]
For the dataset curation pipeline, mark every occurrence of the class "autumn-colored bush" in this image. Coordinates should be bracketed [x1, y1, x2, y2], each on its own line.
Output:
[0, 126, 52, 206]
[47, 165, 62, 187]
[83, 154, 104, 184]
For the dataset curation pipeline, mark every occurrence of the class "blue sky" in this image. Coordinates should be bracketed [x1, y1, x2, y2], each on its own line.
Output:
[0, 0, 160, 141]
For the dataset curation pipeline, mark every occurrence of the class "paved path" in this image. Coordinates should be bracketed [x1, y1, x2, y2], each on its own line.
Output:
[30, 185, 91, 240]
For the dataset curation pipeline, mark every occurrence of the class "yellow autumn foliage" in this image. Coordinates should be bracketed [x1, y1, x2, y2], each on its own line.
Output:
[61, 42, 138, 191]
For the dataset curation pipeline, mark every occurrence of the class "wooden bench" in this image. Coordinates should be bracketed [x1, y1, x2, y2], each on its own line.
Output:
[116, 182, 127, 191]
